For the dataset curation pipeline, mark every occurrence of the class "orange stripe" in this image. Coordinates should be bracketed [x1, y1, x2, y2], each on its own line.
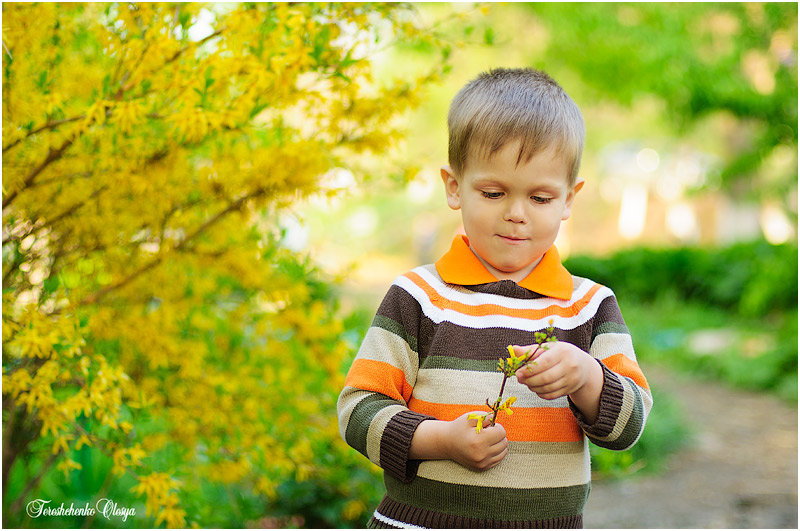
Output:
[407, 398, 583, 442]
[405, 271, 602, 320]
[602, 353, 650, 390]
[344, 359, 413, 403]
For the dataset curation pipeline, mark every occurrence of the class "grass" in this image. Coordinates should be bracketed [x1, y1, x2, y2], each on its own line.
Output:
[622, 294, 797, 403]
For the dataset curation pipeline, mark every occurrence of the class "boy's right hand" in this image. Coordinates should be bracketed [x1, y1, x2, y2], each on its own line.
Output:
[441, 412, 509, 471]
[409, 412, 509, 471]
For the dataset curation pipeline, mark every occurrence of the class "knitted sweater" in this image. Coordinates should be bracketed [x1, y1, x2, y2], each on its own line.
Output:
[338, 235, 652, 529]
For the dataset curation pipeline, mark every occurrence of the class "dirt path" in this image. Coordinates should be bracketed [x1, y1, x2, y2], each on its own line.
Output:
[584, 364, 798, 529]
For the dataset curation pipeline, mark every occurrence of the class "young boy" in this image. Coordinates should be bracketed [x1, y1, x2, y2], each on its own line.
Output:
[337, 68, 652, 529]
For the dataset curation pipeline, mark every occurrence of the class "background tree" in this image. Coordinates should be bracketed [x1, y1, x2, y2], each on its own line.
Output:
[528, 2, 798, 209]
[2, 3, 460, 527]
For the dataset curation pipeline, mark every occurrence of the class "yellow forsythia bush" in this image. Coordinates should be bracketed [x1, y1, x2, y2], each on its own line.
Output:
[2, 3, 464, 527]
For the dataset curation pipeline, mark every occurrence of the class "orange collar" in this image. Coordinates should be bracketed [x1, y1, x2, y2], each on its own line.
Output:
[434, 235, 573, 299]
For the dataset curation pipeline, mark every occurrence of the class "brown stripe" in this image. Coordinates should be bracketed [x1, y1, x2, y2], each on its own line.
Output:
[375, 496, 583, 528]
[420, 320, 596, 363]
[380, 410, 435, 482]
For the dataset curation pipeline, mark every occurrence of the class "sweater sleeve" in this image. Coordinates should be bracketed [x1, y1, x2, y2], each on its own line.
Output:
[337, 281, 435, 482]
[568, 290, 653, 450]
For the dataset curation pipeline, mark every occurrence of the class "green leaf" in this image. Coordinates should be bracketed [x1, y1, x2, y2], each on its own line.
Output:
[43, 275, 60, 295]
[483, 27, 495, 45]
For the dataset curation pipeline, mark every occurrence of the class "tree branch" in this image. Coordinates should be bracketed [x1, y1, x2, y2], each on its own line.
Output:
[76, 186, 269, 307]
[2, 116, 84, 152]
[9, 441, 58, 515]
[3, 136, 75, 209]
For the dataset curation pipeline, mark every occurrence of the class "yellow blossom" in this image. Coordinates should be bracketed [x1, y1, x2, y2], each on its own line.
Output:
[56, 458, 82, 478]
[342, 500, 366, 520]
[3, 2, 457, 527]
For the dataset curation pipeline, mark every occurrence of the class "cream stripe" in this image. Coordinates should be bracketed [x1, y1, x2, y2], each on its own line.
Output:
[357, 326, 419, 386]
[366, 404, 408, 464]
[416, 443, 590, 488]
[640, 384, 654, 420]
[413, 368, 568, 409]
[589, 332, 637, 361]
[395, 275, 612, 332]
[412, 265, 598, 310]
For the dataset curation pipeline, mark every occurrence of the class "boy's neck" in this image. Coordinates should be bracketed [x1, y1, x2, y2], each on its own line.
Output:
[467, 244, 543, 284]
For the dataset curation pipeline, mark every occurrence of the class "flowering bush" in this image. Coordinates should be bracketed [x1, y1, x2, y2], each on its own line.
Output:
[1, 3, 463, 526]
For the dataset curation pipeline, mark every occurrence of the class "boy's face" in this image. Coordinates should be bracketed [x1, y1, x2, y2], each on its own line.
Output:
[441, 141, 582, 283]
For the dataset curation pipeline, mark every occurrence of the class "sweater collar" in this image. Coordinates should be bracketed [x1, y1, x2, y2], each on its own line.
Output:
[434, 235, 573, 300]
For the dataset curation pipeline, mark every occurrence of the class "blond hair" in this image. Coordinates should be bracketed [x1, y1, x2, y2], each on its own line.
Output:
[447, 68, 584, 185]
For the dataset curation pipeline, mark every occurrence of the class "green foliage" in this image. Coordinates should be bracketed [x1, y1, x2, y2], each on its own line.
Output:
[625, 296, 797, 403]
[564, 239, 798, 317]
[528, 3, 797, 203]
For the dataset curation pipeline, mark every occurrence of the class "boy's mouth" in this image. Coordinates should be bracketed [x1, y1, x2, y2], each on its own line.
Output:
[497, 235, 528, 244]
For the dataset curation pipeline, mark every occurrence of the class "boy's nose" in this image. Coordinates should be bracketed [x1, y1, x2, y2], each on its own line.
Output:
[504, 200, 526, 223]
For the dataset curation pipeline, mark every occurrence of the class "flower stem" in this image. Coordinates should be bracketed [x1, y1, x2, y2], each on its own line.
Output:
[488, 344, 542, 426]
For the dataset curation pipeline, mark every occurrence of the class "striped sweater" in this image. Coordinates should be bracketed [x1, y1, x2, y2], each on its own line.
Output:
[338, 235, 652, 528]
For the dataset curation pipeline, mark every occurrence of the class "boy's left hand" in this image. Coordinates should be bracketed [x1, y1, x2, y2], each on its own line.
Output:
[512, 342, 600, 401]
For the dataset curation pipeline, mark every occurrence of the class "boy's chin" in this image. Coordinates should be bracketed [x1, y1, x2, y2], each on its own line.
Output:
[490, 262, 531, 277]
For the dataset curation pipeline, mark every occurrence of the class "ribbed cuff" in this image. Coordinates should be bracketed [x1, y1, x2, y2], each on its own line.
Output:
[568, 358, 624, 438]
[380, 409, 436, 483]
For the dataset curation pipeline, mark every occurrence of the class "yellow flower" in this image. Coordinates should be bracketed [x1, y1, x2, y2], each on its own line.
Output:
[56, 459, 82, 478]
[467, 412, 486, 433]
[342, 500, 366, 520]
[499, 396, 518, 415]
[75, 434, 92, 450]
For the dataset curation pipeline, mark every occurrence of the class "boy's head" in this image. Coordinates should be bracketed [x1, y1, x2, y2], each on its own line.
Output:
[447, 67, 584, 186]
[441, 68, 585, 284]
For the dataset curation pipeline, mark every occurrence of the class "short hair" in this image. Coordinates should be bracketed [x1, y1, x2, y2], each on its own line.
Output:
[447, 68, 585, 185]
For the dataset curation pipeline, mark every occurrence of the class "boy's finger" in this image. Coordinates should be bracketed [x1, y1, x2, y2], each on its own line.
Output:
[511, 344, 541, 361]
[483, 445, 509, 469]
[487, 436, 509, 454]
[482, 423, 507, 442]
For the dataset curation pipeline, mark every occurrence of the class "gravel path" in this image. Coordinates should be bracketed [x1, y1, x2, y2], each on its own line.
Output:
[584, 365, 798, 529]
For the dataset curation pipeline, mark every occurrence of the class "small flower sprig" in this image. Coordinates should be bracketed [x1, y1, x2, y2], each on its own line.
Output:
[468, 321, 557, 433]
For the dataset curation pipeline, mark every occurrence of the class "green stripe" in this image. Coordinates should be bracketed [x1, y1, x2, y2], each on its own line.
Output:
[593, 321, 629, 338]
[420, 355, 499, 372]
[373, 315, 418, 354]
[345, 393, 403, 457]
[510, 440, 584, 455]
[384, 474, 589, 521]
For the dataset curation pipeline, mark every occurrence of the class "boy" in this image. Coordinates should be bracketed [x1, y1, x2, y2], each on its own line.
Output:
[337, 68, 652, 528]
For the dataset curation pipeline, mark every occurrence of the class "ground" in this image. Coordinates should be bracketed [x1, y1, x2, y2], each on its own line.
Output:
[584, 364, 798, 529]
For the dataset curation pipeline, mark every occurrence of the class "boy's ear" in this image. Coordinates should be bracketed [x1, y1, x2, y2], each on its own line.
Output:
[440, 165, 461, 210]
[561, 177, 585, 221]
[572, 178, 585, 195]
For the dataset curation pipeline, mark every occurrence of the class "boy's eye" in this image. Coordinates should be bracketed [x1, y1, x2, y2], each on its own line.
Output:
[532, 196, 552, 204]
[481, 191, 503, 199]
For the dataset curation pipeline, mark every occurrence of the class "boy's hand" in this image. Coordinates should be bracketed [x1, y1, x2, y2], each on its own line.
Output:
[409, 412, 509, 472]
[512, 342, 603, 423]
[445, 411, 509, 471]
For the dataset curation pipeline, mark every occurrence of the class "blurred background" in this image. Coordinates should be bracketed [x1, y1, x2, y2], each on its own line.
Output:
[2, 2, 797, 529]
